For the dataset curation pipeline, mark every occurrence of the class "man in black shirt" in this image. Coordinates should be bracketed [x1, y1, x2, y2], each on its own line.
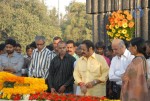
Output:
[47, 41, 76, 93]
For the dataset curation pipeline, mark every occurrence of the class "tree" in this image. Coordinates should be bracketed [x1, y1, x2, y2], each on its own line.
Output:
[0, 0, 61, 53]
[61, 1, 92, 42]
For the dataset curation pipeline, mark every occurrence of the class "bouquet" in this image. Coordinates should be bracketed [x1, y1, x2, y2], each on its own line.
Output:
[106, 10, 135, 41]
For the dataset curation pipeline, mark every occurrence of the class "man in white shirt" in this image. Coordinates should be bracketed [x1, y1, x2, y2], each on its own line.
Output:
[109, 39, 134, 99]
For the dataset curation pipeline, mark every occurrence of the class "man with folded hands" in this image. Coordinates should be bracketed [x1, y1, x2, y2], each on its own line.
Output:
[73, 40, 109, 97]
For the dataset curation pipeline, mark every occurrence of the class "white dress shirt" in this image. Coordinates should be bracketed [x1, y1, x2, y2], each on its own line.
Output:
[109, 49, 134, 85]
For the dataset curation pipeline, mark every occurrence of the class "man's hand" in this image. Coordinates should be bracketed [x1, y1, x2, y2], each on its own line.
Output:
[51, 88, 57, 93]
[58, 85, 66, 93]
[3, 67, 15, 73]
[80, 85, 87, 94]
[85, 81, 95, 88]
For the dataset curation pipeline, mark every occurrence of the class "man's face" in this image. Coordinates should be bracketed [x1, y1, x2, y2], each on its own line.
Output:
[58, 43, 67, 56]
[81, 44, 90, 58]
[26, 48, 33, 57]
[112, 44, 122, 56]
[53, 39, 61, 52]
[5, 44, 15, 54]
[146, 44, 150, 56]
[15, 46, 21, 54]
[95, 48, 104, 55]
[67, 43, 75, 55]
[36, 40, 45, 51]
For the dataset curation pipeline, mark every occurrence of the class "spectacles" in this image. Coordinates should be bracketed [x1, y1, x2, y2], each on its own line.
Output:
[36, 43, 45, 46]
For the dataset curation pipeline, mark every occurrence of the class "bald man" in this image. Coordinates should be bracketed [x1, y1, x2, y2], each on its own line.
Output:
[109, 39, 134, 99]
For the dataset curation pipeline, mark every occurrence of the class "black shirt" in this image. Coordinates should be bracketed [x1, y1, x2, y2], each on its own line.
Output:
[47, 53, 76, 93]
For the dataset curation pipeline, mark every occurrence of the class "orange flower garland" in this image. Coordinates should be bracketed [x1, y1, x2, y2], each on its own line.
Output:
[106, 10, 135, 41]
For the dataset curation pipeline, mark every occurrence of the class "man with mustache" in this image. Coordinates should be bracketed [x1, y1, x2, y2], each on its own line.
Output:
[0, 38, 24, 75]
[73, 40, 109, 97]
[66, 40, 79, 59]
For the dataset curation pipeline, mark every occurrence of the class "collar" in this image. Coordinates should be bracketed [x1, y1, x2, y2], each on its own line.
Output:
[81, 52, 96, 60]
[57, 53, 69, 59]
[122, 49, 129, 58]
[117, 49, 129, 59]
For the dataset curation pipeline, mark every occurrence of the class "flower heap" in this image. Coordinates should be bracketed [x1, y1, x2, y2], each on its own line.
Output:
[0, 72, 47, 100]
[106, 10, 135, 41]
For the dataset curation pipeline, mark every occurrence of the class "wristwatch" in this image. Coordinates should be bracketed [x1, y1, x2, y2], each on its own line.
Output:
[94, 80, 97, 85]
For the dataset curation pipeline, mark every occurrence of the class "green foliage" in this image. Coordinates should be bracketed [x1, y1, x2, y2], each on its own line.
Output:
[60, 1, 92, 42]
[0, 0, 61, 53]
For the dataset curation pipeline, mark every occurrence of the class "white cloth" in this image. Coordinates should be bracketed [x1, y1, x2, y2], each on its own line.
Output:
[147, 58, 150, 79]
[109, 49, 134, 85]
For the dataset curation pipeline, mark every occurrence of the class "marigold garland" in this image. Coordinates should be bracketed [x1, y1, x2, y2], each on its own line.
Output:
[0, 72, 47, 97]
[106, 10, 135, 41]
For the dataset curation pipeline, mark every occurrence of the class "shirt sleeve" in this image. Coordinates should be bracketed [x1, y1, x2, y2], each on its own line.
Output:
[28, 53, 34, 77]
[109, 57, 122, 81]
[47, 59, 55, 89]
[44, 53, 54, 79]
[73, 60, 82, 84]
[13, 55, 24, 72]
[98, 56, 109, 82]
[0, 56, 3, 71]
[64, 57, 76, 87]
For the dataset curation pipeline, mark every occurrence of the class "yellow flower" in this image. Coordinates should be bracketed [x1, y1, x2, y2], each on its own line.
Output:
[109, 25, 113, 29]
[125, 34, 129, 37]
[126, 38, 131, 41]
[115, 33, 120, 37]
[110, 32, 113, 37]
[118, 30, 122, 33]
[112, 28, 116, 33]
[122, 29, 127, 34]
[122, 23, 128, 28]
[115, 25, 119, 29]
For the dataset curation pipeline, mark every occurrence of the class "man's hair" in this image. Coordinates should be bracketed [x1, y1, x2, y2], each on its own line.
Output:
[16, 43, 21, 48]
[0, 43, 5, 51]
[82, 40, 94, 50]
[119, 40, 125, 48]
[5, 38, 16, 47]
[145, 40, 150, 47]
[58, 41, 66, 45]
[95, 41, 105, 49]
[66, 40, 75, 47]
[53, 36, 62, 41]
[26, 44, 34, 51]
[35, 36, 45, 42]
[30, 41, 37, 49]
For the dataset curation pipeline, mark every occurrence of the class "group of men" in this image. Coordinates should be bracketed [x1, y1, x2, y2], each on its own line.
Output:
[0, 35, 139, 98]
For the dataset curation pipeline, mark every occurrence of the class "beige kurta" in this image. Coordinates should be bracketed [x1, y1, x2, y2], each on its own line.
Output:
[121, 56, 150, 101]
[73, 53, 109, 97]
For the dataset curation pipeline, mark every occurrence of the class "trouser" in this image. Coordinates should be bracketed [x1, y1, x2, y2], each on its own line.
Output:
[107, 81, 121, 99]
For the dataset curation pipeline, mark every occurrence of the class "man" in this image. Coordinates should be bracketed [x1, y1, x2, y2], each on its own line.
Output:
[47, 41, 76, 93]
[15, 43, 22, 54]
[0, 43, 5, 55]
[73, 40, 109, 97]
[109, 39, 134, 99]
[28, 36, 54, 79]
[95, 41, 111, 66]
[67, 40, 79, 59]
[0, 38, 24, 76]
[52, 36, 62, 56]
[22, 45, 34, 76]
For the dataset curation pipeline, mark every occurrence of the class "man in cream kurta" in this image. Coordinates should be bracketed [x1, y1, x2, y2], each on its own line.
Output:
[73, 40, 109, 97]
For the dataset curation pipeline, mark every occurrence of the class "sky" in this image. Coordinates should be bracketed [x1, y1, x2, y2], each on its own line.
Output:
[44, 0, 86, 14]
